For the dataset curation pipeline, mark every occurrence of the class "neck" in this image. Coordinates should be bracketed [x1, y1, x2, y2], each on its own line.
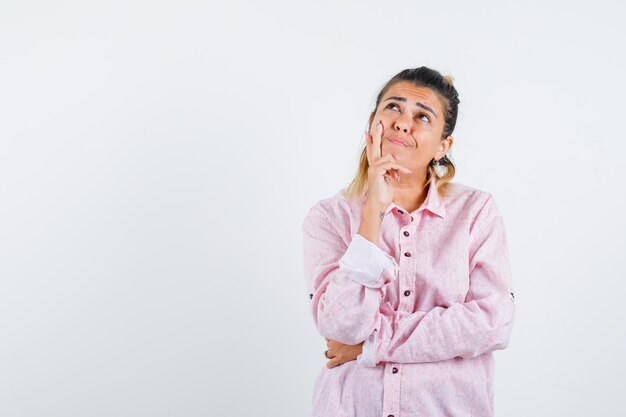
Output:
[392, 173, 430, 213]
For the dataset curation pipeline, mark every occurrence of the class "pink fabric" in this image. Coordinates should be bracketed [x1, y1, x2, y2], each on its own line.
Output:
[301, 176, 515, 417]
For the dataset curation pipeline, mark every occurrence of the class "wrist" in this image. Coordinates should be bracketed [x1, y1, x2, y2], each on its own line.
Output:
[358, 204, 385, 246]
[363, 201, 386, 220]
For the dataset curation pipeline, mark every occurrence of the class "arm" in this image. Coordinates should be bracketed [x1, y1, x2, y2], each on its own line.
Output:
[357, 199, 516, 366]
[302, 204, 399, 345]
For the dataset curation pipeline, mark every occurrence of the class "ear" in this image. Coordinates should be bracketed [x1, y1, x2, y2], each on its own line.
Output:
[439, 135, 453, 158]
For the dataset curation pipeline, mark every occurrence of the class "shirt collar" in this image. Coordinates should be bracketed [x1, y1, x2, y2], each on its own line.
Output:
[361, 176, 446, 219]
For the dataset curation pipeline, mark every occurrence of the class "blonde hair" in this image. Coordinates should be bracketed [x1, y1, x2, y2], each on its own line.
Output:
[342, 67, 459, 201]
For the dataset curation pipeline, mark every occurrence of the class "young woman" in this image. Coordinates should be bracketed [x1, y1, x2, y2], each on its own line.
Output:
[302, 67, 516, 417]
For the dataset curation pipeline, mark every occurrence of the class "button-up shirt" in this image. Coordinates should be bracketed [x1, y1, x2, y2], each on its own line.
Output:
[301, 175, 516, 417]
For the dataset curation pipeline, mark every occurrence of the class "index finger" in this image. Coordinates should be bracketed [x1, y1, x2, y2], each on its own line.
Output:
[370, 120, 383, 161]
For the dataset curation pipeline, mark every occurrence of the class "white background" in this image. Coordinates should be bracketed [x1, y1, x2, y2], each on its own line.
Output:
[1, 1, 625, 416]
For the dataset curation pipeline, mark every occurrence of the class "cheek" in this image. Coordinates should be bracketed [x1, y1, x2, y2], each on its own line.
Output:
[416, 135, 440, 150]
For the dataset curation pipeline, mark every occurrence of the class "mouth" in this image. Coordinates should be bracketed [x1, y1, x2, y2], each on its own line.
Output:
[386, 136, 410, 147]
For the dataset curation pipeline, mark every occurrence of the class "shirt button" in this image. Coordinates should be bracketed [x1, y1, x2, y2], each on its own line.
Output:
[403, 231, 409, 236]
[388, 415, 395, 417]
[404, 252, 411, 257]
[309, 293, 313, 299]
[398, 209, 403, 214]
[392, 367, 398, 373]
[410, 216, 414, 221]
[404, 290, 411, 296]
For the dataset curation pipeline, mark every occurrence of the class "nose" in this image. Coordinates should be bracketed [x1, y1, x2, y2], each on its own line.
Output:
[393, 115, 410, 134]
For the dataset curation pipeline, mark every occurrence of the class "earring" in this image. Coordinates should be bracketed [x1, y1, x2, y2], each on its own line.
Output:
[432, 156, 446, 176]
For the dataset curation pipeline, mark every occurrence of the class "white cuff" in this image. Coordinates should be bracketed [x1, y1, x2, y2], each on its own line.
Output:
[338, 234, 397, 288]
[356, 329, 378, 367]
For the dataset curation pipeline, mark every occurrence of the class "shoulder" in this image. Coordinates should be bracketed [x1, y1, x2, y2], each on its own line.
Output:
[443, 181, 502, 225]
[301, 188, 363, 233]
[303, 187, 363, 220]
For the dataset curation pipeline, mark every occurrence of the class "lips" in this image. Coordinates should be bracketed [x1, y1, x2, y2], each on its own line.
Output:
[387, 136, 410, 147]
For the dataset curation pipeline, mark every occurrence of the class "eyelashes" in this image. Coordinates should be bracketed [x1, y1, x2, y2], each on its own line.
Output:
[385, 103, 430, 123]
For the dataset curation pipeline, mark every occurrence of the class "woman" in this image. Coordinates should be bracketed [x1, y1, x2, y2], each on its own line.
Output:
[301, 67, 516, 417]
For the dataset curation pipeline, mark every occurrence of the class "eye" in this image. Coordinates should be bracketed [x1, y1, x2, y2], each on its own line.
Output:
[417, 113, 430, 123]
[385, 103, 430, 123]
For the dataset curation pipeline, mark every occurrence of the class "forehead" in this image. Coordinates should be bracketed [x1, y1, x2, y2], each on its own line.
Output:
[382, 81, 444, 114]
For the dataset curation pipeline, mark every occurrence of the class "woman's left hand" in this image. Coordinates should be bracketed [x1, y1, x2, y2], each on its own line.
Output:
[325, 338, 364, 368]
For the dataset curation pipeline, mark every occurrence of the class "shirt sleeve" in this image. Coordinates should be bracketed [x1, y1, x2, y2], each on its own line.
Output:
[302, 204, 399, 345]
[358, 206, 516, 366]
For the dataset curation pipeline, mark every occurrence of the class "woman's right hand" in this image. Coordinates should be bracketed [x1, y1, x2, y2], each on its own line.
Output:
[364, 120, 412, 212]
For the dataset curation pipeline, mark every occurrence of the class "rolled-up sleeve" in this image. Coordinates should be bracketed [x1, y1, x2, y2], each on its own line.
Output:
[339, 233, 397, 288]
[302, 204, 398, 345]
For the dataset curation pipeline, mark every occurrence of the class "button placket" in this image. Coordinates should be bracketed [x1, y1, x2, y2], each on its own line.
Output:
[398, 224, 413, 311]
[382, 219, 409, 417]
[382, 363, 401, 417]
[399, 226, 414, 306]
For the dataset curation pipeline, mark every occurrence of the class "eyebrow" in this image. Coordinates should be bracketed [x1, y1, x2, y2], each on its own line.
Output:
[384, 96, 438, 119]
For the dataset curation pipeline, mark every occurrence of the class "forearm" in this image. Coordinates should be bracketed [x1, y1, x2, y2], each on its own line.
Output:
[359, 294, 515, 366]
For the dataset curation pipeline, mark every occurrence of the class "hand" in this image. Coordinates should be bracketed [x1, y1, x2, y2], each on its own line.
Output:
[325, 338, 364, 369]
[365, 120, 412, 211]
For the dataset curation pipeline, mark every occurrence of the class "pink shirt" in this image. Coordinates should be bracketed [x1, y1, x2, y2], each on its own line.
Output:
[301, 175, 516, 417]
